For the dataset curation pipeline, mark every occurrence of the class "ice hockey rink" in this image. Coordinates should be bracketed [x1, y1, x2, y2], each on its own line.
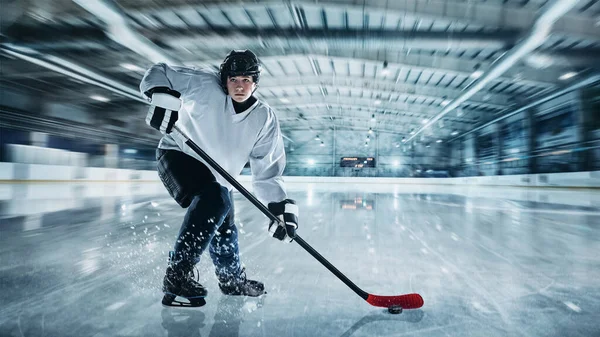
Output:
[1, 180, 599, 337]
[3, 0, 600, 336]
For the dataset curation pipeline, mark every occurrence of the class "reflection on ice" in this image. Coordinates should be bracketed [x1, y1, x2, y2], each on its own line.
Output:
[0, 182, 599, 336]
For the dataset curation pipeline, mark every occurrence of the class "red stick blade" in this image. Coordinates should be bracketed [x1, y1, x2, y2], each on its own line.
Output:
[366, 293, 424, 309]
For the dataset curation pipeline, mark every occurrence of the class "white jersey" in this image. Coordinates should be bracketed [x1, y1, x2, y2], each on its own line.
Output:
[140, 63, 287, 205]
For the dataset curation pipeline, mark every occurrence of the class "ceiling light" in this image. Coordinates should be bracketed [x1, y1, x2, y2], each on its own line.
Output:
[368, 128, 373, 134]
[381, 60, 390, 75]
[364, 142, 369, 147]
[366, 136, 370, 142]
[393, 160, 400, 167]
[422, 119, 428, 124]
[441, 100, 451, 107]
[525, 54, 554, 69]
[395, 143, 400, 148]
[371, 114, 376, 122]
[401, 137, 406, 142]
[436, 139, 442, 143]
[512, 72, 523, 82]
[120, 63, 143, 72]
[559, 72, 577, 80]
[308, 159, 315, 165]
[123, 149, 137, 154]
[320, 141, 325, 147]
[470, 70, 483, 78]
[315, 135, 320, 141]
[374, 99, 381, 105]
[90, 95, 110, 102]
[410, 130, 415, 135]
[426, 144, 430, 148]
[279, 97, 290, 103]
[451, 130, 459, 136]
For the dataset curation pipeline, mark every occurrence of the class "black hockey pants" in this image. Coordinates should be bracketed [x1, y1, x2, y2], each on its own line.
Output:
[156, 148, 241, 279]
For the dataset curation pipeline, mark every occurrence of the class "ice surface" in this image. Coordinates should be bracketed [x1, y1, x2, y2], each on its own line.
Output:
[0, 182, 599, 336]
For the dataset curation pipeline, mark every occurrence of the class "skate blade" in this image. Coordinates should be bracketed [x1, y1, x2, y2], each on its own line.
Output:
[248, 290, 267, 297]
[218, 285, 267, 297]
[162, 294, 207, 308]
[220, 290, 267, 297]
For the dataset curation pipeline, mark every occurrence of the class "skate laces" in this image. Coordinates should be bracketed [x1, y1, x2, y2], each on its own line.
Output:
[192, 266, 200, 283]
[238, 267, 247, 283]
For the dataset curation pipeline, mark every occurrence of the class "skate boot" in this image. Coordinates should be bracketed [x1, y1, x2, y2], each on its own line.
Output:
[162, 251, 208, 307]
[217, 268, 266, 297]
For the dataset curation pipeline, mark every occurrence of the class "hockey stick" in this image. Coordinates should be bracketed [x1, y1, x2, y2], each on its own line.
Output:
[172, 125, 423, 310]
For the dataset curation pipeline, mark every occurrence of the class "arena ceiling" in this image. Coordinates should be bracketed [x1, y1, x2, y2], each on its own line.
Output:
[1, 0, 599, 148]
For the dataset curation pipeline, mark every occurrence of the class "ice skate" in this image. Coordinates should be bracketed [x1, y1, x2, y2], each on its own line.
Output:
[218, 268, 266, 297]
[162, 252, 208, 307]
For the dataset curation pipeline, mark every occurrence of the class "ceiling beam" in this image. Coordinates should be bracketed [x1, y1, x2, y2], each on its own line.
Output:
[155, 28, 512, 51]
[269, 94, 503, 113]
[259, 75, 513, 106]
[259, 84, 508, 111]
[272, 101, 485, 124]
[8, 23, 511, 51]
[188, 53, 560, 89]
[3, 50, 558, 97]
[141, 0, 597, 40]
[279, 116, 469, 137]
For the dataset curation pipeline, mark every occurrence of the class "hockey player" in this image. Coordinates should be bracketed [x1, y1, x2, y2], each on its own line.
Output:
[140, 50, 300, 307]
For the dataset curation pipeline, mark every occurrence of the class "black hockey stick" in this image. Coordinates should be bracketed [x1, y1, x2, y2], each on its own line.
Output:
[172, 125, 423, 310]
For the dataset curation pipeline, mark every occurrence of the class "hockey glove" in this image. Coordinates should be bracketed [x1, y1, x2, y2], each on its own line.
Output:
[267, 199, 298, 243]
[145, 87, 182, 134]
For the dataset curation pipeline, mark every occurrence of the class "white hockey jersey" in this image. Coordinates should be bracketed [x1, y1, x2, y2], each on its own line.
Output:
[140, 63, 287, 205]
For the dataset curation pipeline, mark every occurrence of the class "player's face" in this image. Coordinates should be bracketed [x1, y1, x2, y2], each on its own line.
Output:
[227, 76, 256, 103]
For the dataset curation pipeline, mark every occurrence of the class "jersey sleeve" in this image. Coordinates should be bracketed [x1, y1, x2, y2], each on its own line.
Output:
[249, 110, 288, 205]
[139, 63, 195, 99]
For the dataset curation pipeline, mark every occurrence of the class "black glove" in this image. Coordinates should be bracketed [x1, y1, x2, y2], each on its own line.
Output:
[145, 87, 181, 134]
[268, 199, 299, 243]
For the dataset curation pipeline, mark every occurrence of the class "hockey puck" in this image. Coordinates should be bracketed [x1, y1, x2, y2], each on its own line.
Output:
[387, 305, 403, 314]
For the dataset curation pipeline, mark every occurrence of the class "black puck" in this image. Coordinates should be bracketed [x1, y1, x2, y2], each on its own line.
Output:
[388, 305, 403, 314]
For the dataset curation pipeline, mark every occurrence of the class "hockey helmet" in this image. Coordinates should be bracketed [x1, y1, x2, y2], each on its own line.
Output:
[219, 50, 261, 94]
